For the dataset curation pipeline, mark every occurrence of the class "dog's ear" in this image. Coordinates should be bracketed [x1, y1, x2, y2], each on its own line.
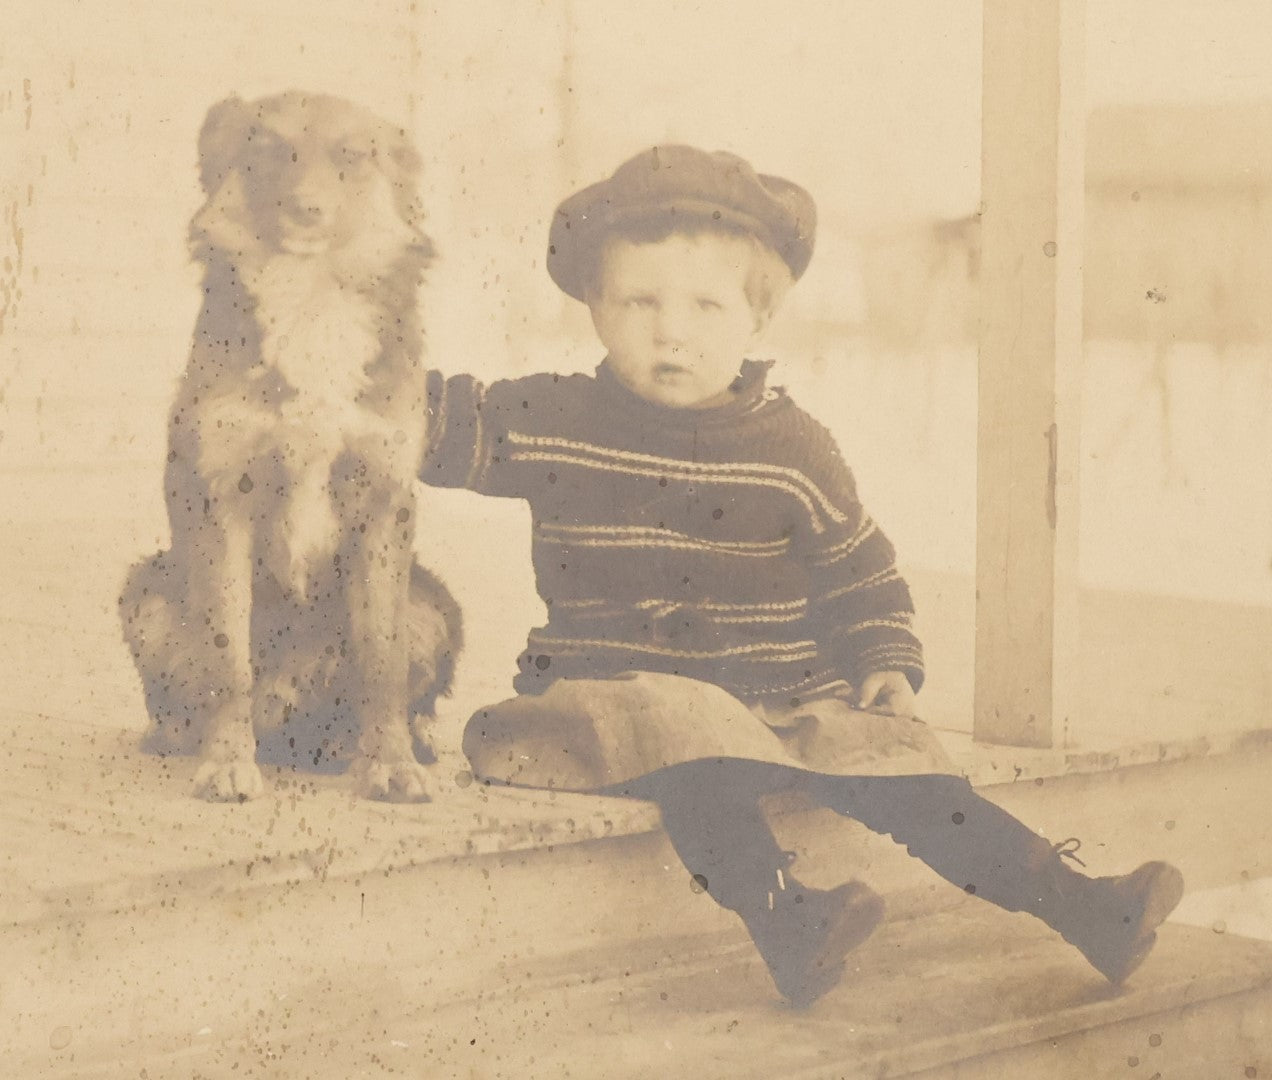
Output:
[387, 134, 423, 184]
[381, 131, 429, 233]
[196, 95, 252, 194]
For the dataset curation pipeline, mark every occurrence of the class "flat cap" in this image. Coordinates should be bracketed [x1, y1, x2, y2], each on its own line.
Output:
[547, 145, 817, 301]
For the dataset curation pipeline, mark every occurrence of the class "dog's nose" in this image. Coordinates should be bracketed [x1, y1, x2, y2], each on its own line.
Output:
[285, 163, 341, 226]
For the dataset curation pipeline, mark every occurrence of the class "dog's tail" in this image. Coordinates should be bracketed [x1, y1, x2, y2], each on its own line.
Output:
[407, 563, 463, 760]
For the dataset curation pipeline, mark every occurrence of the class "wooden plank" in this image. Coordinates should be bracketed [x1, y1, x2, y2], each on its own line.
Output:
[8, 693, 1271, 932]
[6, 705, 1271, 1074]
[0, 708, 663, 926]
[12, 865, 1272, 1079]
[974, 1, 1085, 747]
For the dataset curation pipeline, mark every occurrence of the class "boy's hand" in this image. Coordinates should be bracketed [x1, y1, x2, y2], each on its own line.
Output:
[856, 671, 916, 717]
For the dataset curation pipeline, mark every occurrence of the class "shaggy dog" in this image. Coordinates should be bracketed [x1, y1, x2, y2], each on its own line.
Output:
[119, 91, 461, 802]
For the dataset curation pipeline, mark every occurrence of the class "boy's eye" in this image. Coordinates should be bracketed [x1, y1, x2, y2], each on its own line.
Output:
[696, 298, 723, 311]
[625, 295, 656, 309]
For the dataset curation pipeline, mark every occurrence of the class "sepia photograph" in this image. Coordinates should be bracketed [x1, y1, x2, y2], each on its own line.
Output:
[2, 2, 1270, 1076]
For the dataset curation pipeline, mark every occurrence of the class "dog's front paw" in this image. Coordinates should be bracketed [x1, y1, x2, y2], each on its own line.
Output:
[193, 757, 266, 802]
[350, 757, 434, 803]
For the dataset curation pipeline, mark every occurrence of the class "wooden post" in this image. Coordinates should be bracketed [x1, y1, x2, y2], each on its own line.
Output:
[974, 1, 1085, 747]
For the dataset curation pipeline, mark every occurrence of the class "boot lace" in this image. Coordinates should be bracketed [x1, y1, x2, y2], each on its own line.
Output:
[768, 851, 800, 909]
[1052, 837, 1087, 868]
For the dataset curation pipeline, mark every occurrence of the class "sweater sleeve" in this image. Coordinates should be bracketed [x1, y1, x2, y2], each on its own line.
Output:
[793, 417, 926, 693]
[418, 369, 487, 490]
[418, 369, 526, 497]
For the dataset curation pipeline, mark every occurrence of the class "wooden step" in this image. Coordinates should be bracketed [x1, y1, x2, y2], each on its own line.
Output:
[9, 832, 1272, 1079]
[10, 715, 1268, 930]
[5, 713, 1272, 1077]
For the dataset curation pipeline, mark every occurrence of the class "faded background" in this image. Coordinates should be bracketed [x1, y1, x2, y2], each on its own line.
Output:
[4, 3, 1272, 1077]
[3, 1, 1269, 744]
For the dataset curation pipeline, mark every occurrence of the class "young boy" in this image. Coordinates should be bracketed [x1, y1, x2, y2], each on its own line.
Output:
[420, 145, 1184, 1008]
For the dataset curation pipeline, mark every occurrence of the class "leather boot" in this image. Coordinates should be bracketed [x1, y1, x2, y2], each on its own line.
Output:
[739, 858, 886, 1009]
[1035, 844, 1185, 986]
[803, 773, 1185, 987]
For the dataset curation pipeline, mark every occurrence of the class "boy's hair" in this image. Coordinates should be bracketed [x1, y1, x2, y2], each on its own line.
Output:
[584, 213, 796, 320]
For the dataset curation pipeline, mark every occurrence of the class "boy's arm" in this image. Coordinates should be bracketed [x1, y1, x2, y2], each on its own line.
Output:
[420, 368, 592, 497]
[796, 422, 925, 698]
[418, 370, 490, 491]
[419, 369, 534, 497]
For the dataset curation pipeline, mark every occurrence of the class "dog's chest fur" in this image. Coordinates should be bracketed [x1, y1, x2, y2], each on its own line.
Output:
[252, 258, 383, 416]
[197, 257, 406, 591]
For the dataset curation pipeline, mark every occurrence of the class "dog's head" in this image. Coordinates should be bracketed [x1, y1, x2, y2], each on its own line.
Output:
[190, 91, 433, 283]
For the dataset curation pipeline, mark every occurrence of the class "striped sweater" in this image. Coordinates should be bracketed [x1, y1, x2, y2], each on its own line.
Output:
[420, 359, 924, 703]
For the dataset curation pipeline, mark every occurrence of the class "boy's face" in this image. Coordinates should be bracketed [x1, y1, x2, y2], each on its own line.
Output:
[588, 233, 770, 409]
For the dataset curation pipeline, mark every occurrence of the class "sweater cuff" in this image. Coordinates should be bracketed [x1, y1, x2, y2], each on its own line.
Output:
[849, 642, 925, 694]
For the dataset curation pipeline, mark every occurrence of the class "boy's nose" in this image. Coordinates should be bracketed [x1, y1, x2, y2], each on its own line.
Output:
[652, 305, 690, 345]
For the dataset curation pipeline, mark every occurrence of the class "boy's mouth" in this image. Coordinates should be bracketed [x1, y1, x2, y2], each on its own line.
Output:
[651, 362, 691, 380]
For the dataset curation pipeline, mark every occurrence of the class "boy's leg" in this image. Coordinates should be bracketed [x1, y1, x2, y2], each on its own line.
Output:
[618, 760, 884, 1008]
[803, 772, 1184, 985]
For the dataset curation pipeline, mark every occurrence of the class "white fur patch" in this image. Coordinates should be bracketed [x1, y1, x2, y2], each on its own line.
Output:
[326, 176, 422, 286]
[249, 256, 383, 415]
[198, 257, 401, 595]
